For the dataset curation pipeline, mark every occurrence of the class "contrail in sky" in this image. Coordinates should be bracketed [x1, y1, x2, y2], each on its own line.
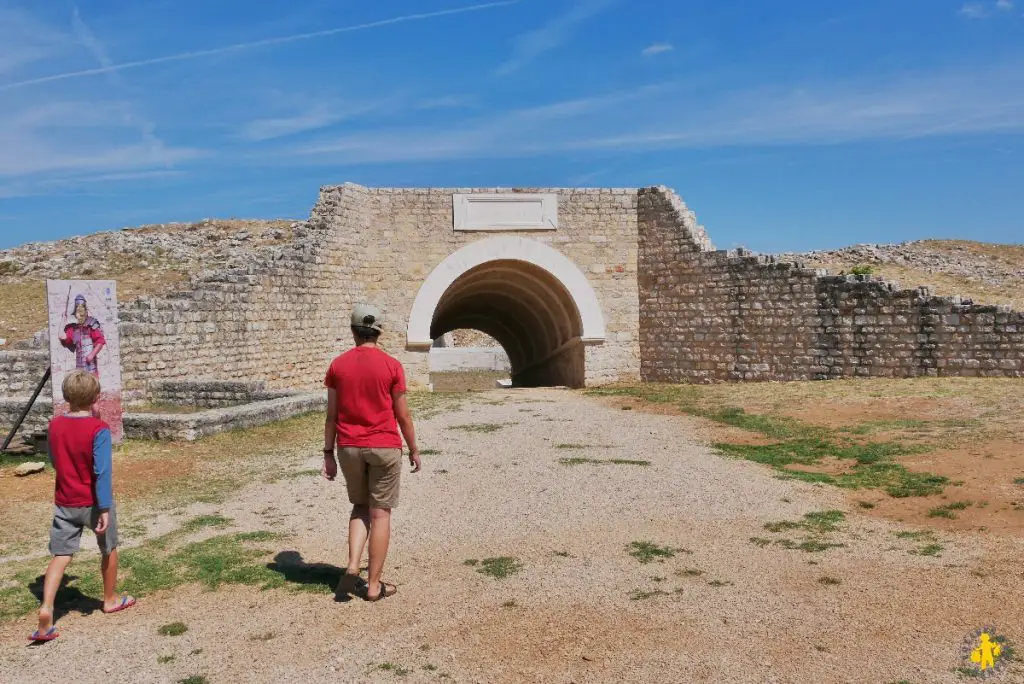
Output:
[1, 1, 520, 92]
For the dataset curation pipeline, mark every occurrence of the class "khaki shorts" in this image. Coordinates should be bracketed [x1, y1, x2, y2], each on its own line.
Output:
[339, 447, 403, 509]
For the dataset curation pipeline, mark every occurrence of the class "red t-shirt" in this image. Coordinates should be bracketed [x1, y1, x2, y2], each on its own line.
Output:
[324, 346, 407, 449]
[48, 415, 108, 508]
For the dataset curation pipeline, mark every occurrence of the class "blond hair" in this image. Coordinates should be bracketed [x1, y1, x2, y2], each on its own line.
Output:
[62, 370, 101, 410]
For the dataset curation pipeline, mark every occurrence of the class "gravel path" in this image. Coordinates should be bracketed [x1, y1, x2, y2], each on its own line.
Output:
[2, 389, 1022, 683]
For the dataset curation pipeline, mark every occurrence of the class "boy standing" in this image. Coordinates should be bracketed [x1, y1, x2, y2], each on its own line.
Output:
[322, 304, 420, 602]
[30, 370, 135, 642]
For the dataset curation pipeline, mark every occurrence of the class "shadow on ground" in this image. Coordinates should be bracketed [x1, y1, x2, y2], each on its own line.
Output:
[27, 574, 104, 623]
[266, 551, 365, 602]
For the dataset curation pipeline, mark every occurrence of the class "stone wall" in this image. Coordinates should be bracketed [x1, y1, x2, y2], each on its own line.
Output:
[150, 380, 296, 408]
[314, 186, 641, 387]
[1, 182, 1019, 409]
[0, 350, 49, 397]
[638, 186, 1024, 381]
[0, 396, 51, 435]
[114, 186, 363, 397]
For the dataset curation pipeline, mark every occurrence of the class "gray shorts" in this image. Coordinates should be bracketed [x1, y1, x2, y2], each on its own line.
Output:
[49, 505, 119, 556]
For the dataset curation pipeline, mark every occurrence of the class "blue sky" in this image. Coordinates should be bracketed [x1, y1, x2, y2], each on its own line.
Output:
[1, 0, 1022, 252]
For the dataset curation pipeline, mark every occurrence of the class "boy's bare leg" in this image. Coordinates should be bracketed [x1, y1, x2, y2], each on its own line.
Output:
[366, 507, 392, 598]
[346, 505, 370, 576]
[101, 550, 133, 611]
[38, 555, 73, 633]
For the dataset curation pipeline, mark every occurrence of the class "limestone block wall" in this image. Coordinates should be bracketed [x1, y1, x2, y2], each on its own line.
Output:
[0, 350, 49, 396]
[638, 186, 1024, 381]
[150, 379, 295, 408]
[314, 186, 642, 387]
[114, 185, 364, 397]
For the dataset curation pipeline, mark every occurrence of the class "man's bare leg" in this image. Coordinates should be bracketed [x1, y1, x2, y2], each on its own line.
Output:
[347, 505, 370, 576]
[366, 507, 392, 598]
[37, 555, 73, 633]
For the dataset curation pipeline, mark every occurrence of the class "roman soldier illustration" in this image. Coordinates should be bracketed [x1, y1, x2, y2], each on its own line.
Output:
[59, 294, 106, 377]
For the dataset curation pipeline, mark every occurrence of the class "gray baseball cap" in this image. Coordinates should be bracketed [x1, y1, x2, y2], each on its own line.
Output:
[351, 303, 384, 332]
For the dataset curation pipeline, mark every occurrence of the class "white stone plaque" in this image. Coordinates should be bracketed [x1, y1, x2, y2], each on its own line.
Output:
[452, 193, 558, 231]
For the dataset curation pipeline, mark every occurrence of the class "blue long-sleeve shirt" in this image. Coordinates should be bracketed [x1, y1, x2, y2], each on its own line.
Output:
[92, 428, 113, 510]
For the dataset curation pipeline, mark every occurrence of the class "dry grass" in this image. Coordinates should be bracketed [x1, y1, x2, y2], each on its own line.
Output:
[0, 219, 297, 344]
[429, 371, 509, 392]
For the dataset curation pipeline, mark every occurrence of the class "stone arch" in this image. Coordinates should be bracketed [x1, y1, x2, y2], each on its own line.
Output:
[407, 236, 606, 387]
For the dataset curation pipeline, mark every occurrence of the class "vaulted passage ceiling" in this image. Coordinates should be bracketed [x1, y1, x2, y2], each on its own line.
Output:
[429, 259, 585, 387]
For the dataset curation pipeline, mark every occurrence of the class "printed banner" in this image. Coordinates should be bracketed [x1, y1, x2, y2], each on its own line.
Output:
[45, 280, 124, 443]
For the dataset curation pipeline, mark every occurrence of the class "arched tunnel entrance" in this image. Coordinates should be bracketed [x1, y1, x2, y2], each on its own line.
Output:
[430, 260, 584, 387]
[407, 236, 606, 389]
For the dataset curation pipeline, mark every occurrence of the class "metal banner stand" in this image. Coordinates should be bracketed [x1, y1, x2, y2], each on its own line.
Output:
[1, 366, 51, 453]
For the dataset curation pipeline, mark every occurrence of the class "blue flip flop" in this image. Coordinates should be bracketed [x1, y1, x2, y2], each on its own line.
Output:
[28, 626, 59, 642]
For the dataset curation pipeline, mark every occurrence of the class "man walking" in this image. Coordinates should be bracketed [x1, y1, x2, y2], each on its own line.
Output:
[322, 303, 420, 602]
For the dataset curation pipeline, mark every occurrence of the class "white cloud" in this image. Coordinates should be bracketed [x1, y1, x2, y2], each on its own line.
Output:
[642, 43, 674, 57]
[960, 0, 1015, 18]
[1, 1, 520, 92]
[280, 62, 1024, 165]
[495, 0, 619, 76]
[960, 2, 991, 17]
[0, 7, 70, 76]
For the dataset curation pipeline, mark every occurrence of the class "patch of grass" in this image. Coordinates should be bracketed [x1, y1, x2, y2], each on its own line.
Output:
[158, 655, 176, 664]
[178, 677, 208, 684]
[627, 541, 678, 564]
[159, 622, 188, 636]
[463, 559, 479, 566]
[475, 557, 523, 579]
[928, 501, 972, 519]
[765, 510, 845, 535]
[912, 544, 944, 557]
[180, 514, 232, 533]
[559, 457, 650, 467]
[1013, 477, 1024, 485]
[555, 443, 588, 449]
[857, 500, 876, 509]
[818, 576, 842, 585]
[707, 579, 733, 587]
[448, 422, 508, 433]
[423, 664, 438, 672]
[553, 550, 573, 558]
[849, 263, 874, 276]
[591, 384, 953, 499]
[272, 468, 321, 481]
[378, 663, 412, 676]
[501, 600, 517, 608]
[749, 537, 772, 548]
[629, 588, 669, 601]
[406, 391, 463, 419]
[955, 666, 983, 678]
[0, 528, 310, 625]
[189, 649, 203, 656]
[775, 538, 846, 553]
[420, 449, 442, 456]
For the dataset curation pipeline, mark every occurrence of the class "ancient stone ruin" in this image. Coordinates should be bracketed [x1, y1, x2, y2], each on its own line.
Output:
[1, 184, 1022, 437]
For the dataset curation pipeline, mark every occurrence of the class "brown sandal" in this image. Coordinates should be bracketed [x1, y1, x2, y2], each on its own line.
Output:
[364, 581, 397, 602]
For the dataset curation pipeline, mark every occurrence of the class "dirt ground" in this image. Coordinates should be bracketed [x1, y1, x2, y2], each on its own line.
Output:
[1, 387, 1023, 683]
[596, 377, 1024, 536]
